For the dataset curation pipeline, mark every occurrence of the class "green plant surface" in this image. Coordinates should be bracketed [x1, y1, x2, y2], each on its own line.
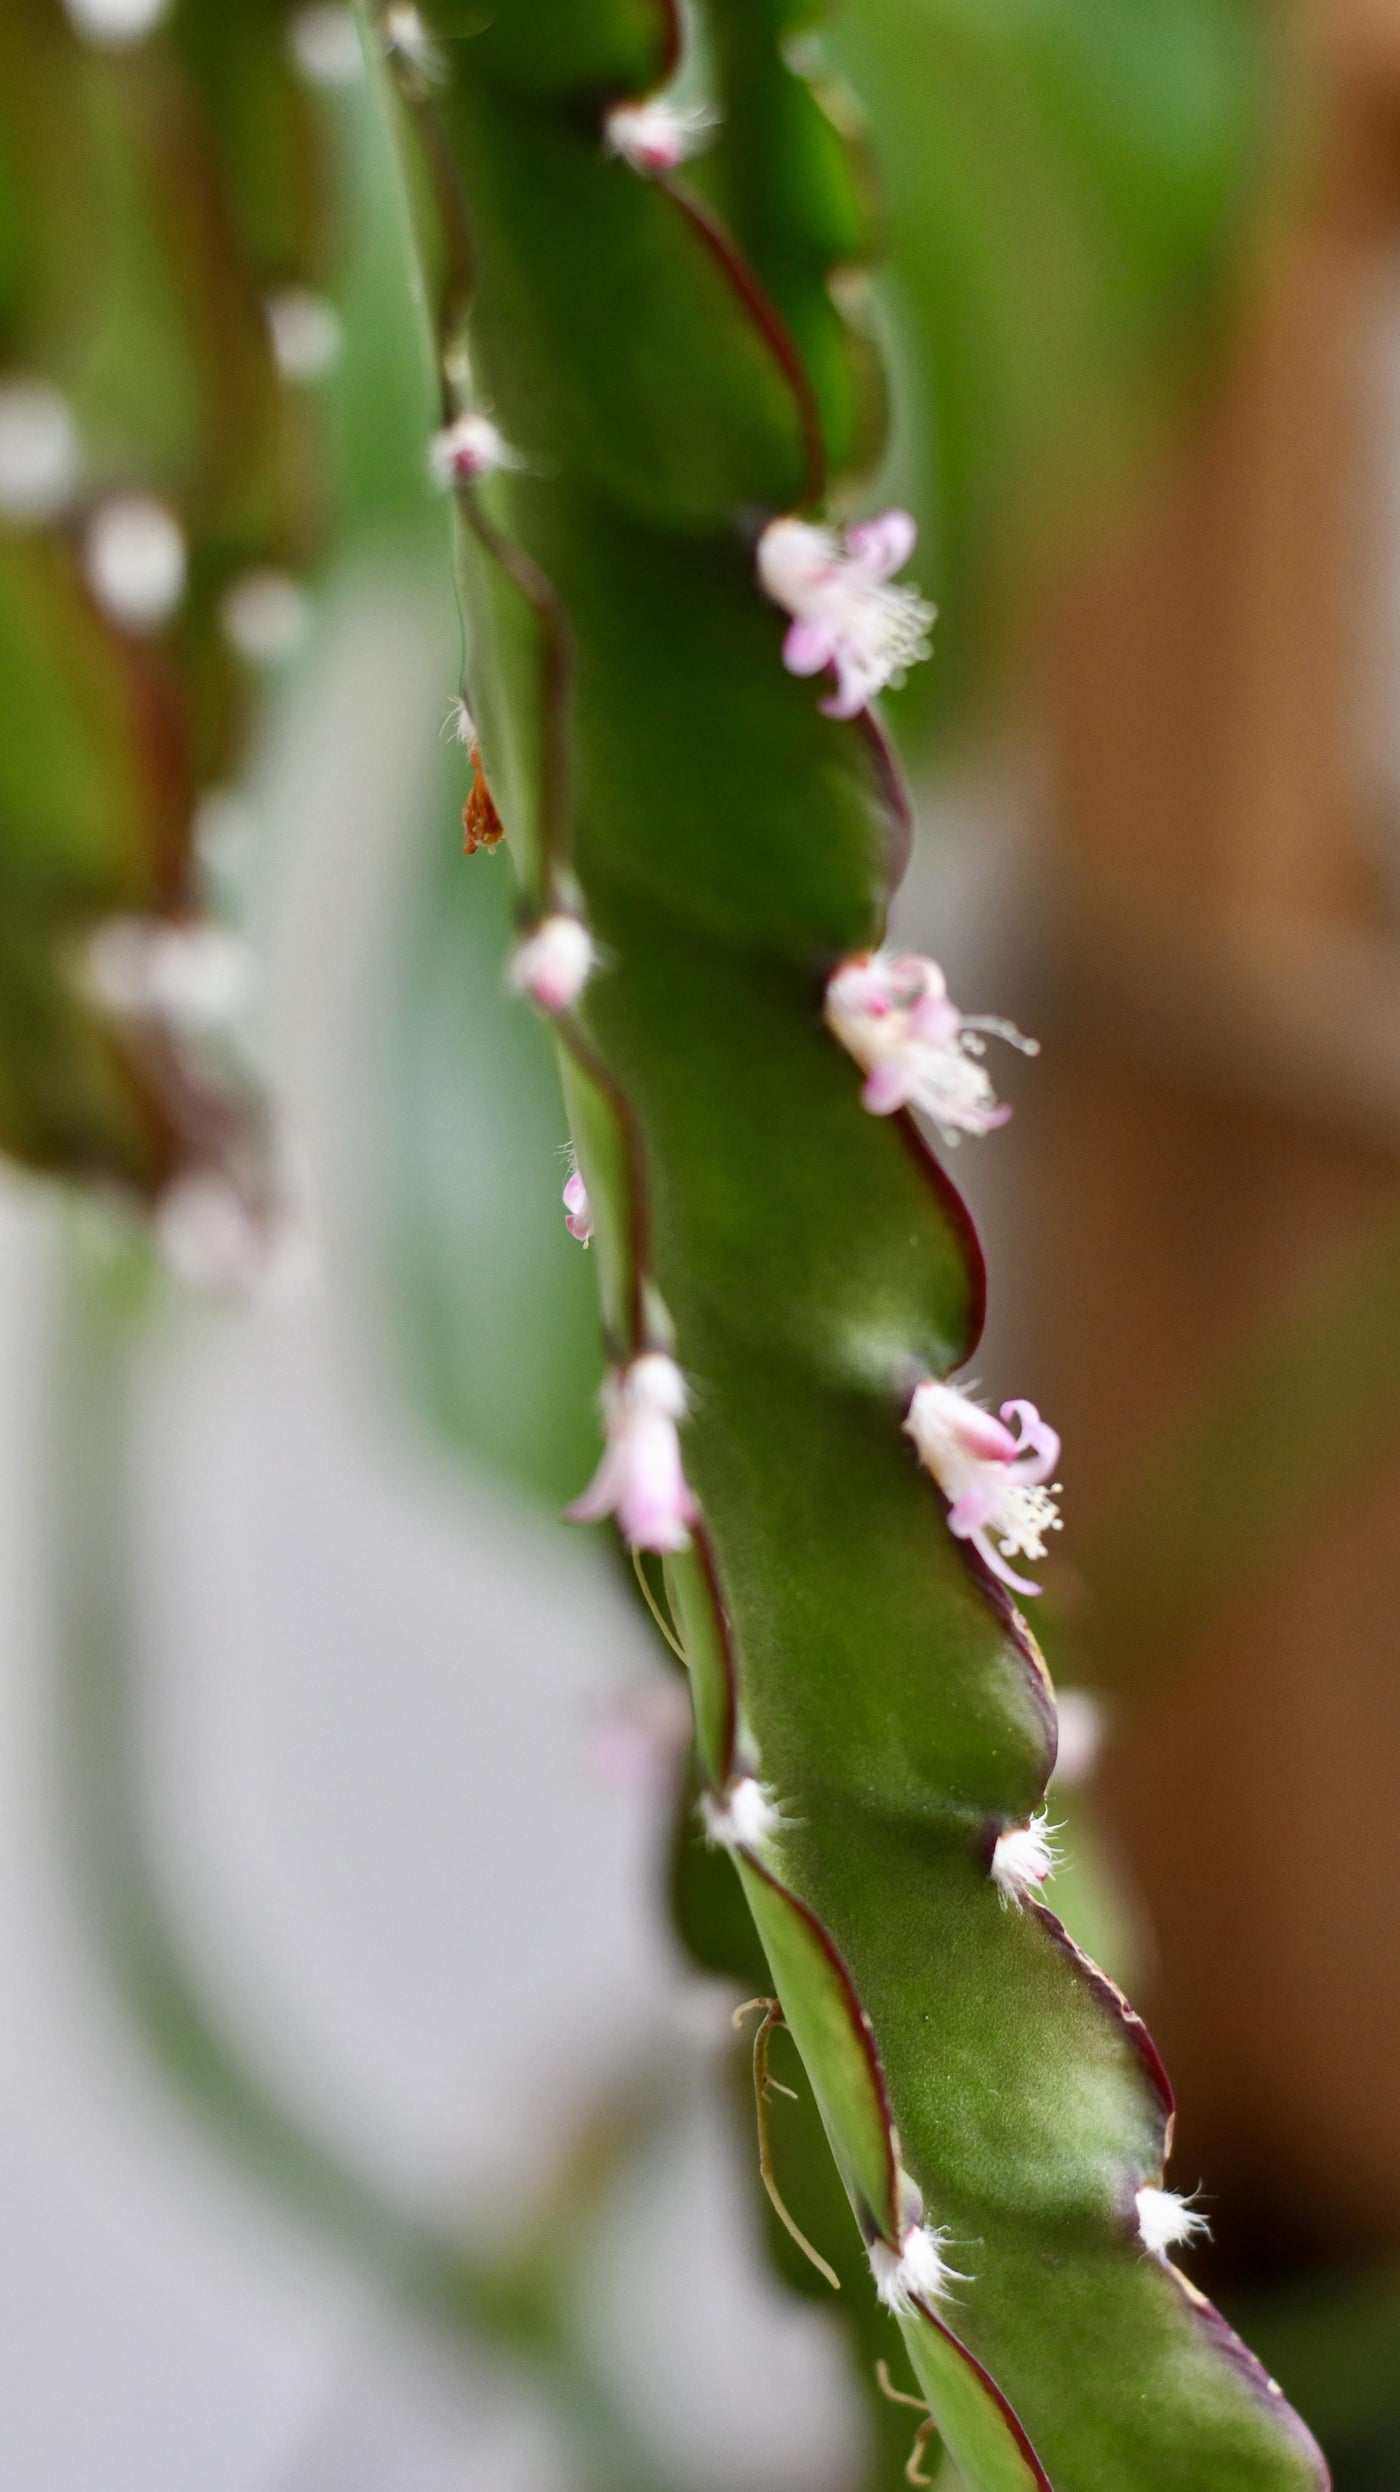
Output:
[371, 2, 1327, 2482]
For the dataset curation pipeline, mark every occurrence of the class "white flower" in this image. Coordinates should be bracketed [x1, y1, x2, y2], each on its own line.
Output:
[757, 510, 934, 718]
[700, 1775, 780, 1851]
[1136, 2186, 1209, 2259]
[428, 412, 521, 490]
[567, 1352, 698, 1552]
[83, 495, 186, 629]
[288, 4, 363, 84]
[381, 3, 443, 89]
[562, 1165, 593, 1244]
[904, 1379, 1062, 1596]
[62, 0, 168, 44]
[220, 570, 311, 665]
[825, 949, 1036, 1142]
[0, 381, 79, 523]
[265, 287, 343, 382]
[869, 2221, 961, 2315]
[506, 913, 596, 1014]
[991, 1812, 1061, 1906]
[85, 916, 251, 1032]
[603, 94, 716, 175]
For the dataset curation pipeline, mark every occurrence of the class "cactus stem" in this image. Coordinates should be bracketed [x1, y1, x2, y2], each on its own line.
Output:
[735, 1997, 842, 2293]
[654, 172, 826, 510]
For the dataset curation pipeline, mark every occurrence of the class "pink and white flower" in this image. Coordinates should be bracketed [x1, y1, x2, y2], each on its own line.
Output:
[991, 1812, 1061, 1905]
[506, 913, 596, 1013]
[825, 949, 1036, 1144]
[568, 1352, 699, 1552]
[562, 1164, 593, 1244]
[905, 1379, 1062, 1596]
[603, 93, 716, 174]
[428, 412, 520, 489]
[756, 510, 934, 718]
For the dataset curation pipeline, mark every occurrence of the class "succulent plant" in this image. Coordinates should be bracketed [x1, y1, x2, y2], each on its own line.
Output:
[364, 3, 1329, 2482]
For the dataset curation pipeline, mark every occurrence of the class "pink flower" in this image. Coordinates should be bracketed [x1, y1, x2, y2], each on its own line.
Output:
[506, 913, 596, 1014]
[562, 1164, 593, 1244]
[568, 1353, 699, 1552]
[756, 511, 934, 717]
[604, 94, 715, 174]
[905, 1379, 1062, 1596]
[428, 413, 520, 489]
[825, 949, 1036, 1144]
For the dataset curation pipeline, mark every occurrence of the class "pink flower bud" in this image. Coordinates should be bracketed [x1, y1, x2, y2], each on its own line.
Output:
[428, 413, 519, 489]
[603, 94, 716, 175]
[506, 914, 596, 1014]
[567, 1353, 699, 1552]
[562, 1166, 593, 1244]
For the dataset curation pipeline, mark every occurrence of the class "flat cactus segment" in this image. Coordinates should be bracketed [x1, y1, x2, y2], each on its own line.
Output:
[371, 2, 1330, 2482]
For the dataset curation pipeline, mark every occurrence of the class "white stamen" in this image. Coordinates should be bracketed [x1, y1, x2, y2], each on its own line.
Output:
[1136, 2186, 1209, 2259]
[0, 382, 79, 523]
[443, 695, 475, 746]
[382, 5, 444, 90]
[603, 94, 716, 175]
[991, 1812, 1061, 1905]
[83, 496, 186, 630]
[428, 412, 521, 489]
[62, 0, 169, 44]
[1051, 1689, 1105, 1790]
[265, 287, 343, 382]
[506, 913, 596, 1014]
[85, 916, 252, 1033]
[757, 511, 934, 718]
[700, 1775, 780, 1851]
[288, 4, 363, 83]
[220, 569, 311, 665]
[870, 2222, 961, 2315]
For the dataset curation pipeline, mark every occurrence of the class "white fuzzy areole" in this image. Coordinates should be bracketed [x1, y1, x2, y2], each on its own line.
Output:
[1136, 2186, 1209, 2259]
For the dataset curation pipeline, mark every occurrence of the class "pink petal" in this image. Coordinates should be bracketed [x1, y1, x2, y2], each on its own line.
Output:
[782, 616, 834, 677]
[862, 1059, 916, 1114]
[1001, 1399, 1060, 1483]
[844, 508, 917, 580]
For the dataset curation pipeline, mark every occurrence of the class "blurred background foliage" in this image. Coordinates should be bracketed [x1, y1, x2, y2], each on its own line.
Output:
[3, 0, 1399, 2486]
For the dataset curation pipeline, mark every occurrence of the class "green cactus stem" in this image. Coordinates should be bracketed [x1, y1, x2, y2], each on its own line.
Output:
[369, 3, 1325, 2483]
[0, 0, 338, 1242]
